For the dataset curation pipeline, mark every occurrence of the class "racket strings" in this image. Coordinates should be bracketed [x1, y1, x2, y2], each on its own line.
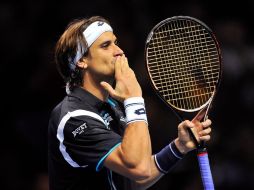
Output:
[147, 19, 220, 110]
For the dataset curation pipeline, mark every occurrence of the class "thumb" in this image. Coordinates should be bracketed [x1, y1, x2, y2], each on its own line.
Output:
[180, 120, 200, 144]
[180, 120, 195, 130]
[100, 81, 116, 97]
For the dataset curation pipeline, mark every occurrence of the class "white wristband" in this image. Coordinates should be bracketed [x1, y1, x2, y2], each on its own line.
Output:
[124, 97, 148, 125]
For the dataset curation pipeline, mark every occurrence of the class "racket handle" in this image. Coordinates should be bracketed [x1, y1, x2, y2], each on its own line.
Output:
[197, 148, 215, 190]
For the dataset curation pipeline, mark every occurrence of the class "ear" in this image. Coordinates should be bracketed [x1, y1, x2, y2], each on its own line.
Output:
[76, 58, 88, 69]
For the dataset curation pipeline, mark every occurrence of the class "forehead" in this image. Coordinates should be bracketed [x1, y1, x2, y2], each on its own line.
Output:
[93, 31, 116, 45]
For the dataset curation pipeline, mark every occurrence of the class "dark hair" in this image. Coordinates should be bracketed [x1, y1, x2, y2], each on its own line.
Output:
[54, 16, 110, 92]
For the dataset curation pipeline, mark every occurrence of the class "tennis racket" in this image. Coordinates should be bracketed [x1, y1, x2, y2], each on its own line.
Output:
[145, 16, 221, 190]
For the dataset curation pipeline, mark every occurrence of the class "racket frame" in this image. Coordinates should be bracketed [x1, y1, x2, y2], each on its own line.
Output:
[145, 16, 222, 116]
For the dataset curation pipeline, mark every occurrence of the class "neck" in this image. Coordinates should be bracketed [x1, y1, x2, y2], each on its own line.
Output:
[82, 76, 113, 102]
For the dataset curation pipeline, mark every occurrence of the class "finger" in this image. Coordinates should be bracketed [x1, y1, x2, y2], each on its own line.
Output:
[114, 56, 122, 77]
[199, 135, 211, 142]
[201, 119, 212, 128]
[180, 120, 195, 129]
[119, 55, 125, 73]
[123, 55, 129, 69]
[119, 55, 129, 73]
[199, 127, 211, 136]
[100, 81, 117, 97]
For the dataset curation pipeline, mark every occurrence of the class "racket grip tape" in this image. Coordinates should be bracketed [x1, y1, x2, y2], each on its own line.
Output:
[197, 149, 215, 190]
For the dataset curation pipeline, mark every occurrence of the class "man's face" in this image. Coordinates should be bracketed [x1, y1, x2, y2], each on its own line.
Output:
[85, 31, 123, 80]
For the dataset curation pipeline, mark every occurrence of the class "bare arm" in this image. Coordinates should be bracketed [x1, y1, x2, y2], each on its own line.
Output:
[101, 55, 212, 188]
[101, 55, 152, 180]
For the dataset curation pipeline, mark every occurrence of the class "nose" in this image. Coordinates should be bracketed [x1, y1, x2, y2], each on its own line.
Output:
[114, 44, 124, 57]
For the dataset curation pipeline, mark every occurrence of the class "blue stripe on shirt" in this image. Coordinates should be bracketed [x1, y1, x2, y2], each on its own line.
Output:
[96, 142, 121, 172]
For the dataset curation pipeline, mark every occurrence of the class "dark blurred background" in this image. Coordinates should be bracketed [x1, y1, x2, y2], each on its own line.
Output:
[1, 0, 254, 189]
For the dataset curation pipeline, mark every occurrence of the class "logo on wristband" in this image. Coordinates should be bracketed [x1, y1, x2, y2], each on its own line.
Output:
[134, 108, 146, 115]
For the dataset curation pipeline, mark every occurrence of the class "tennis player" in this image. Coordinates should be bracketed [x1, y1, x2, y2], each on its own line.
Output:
[48, 16, 212, 190]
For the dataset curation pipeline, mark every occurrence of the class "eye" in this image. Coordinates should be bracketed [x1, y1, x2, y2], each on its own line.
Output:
[114, 40, 119, 46]
[101, 41, 110, 49]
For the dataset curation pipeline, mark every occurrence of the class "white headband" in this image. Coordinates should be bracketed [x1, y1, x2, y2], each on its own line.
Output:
[69, 21, 113, 71]
[83, 21, 113, 47]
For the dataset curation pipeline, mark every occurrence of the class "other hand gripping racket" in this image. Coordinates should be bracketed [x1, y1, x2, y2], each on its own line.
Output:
[145, 16, 221, 190]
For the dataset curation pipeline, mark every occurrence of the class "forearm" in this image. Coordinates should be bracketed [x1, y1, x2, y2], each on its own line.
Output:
[120, 96, 152, 177]
[120, 121, 152, 172]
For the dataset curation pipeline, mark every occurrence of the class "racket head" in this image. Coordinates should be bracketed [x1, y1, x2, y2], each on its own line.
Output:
[145, 16, 222, 114]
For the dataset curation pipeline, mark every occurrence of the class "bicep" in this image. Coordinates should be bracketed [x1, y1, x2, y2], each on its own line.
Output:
[105, 153, 163, 189]
[104, 146, 160, 181]
[103, 144, 141, 180]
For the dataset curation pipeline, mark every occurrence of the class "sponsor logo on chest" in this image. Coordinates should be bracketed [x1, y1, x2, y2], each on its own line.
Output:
[72, 123, 87, 137]
[102, 113, 113, 128]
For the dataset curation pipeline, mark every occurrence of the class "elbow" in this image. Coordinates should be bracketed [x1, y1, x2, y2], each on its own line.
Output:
[138, 167, 151, 180]
[130, 167, 152, 190]
[129, 164, 152, 181]
[121, 157, 151, 180]
[118, 146, 152, 180]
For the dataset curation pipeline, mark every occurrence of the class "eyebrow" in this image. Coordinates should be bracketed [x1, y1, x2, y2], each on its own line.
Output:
[99, 38, 118, 47]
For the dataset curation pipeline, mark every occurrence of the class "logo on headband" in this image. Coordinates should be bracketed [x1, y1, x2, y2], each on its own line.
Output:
[97, 21, 104, 26]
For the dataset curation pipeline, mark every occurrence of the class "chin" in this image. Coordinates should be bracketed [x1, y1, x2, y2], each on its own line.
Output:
[102, 72, 114, 81]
